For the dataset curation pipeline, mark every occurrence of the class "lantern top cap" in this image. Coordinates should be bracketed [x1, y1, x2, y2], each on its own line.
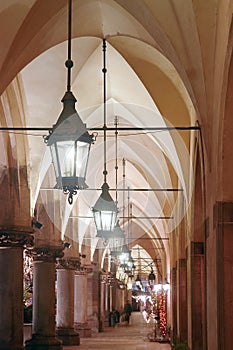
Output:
[46, 91, 94, 145]
[92, 182, 118, 212]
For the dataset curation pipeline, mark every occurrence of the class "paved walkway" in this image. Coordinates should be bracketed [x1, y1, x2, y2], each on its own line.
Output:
[64, 312, 171, 350]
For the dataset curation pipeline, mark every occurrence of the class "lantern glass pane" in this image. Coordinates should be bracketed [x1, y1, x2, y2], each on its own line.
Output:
[56, 140, 75, 177]
[50, 143, 60, 179]
[94, 211, 101, 231]
[74, 141, 90, 178]
[101, 211, 113, 231]
[100, 211, 117, 232]
[51, 140, 90, 180]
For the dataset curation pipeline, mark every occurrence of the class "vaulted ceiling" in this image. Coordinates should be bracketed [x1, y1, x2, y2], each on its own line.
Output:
[0, 0, 232, 278]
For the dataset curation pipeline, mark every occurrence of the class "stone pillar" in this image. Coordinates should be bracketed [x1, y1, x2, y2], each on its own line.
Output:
[86, 270, 99, 333]
[105, 282, 109, 312]
[25, 246, 63, 350]
[104, 281, 110, 327]
[0, 228, 33, 350]
[109, 285, 113, 312]
[216, 201, 233, 350]
[56, 259, 80, 345]
[191, 242, 204, 350]
[74, 272, 91, 337]
[115, 287, 121, 312]
[177, 259, 187, 343]
[100, 276, 106, 328]
[171, 266, 177, 339]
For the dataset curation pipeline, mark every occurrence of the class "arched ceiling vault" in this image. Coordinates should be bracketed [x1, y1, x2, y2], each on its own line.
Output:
[0, 0, 232, 279]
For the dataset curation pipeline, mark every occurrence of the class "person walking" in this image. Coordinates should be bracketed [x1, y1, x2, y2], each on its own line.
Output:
[124, 300, 132, 325]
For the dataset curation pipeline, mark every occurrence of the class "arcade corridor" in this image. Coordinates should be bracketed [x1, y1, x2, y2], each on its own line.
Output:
[64, 312, 171, 350]
[0, 1, 233, 350]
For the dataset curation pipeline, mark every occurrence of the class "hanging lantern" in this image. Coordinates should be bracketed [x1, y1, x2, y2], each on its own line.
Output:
[45, 91, 94, 204]
[119, 244, 130, 267]
[44, 0, 94, 204]
[148, 268, 156, 287]
[92, 182, 118, 241]
[109, 220, 125, 257]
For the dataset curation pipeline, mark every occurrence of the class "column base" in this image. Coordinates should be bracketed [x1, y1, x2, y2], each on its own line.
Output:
[56, 327, 80, 345]
[25, 334, 62, 350]
[74, 322, 92, 338]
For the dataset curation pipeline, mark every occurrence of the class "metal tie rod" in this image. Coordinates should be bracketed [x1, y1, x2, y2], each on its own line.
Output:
[0, 125, 199, 131]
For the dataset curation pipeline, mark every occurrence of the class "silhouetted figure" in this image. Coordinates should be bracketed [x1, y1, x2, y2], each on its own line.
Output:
[124, 300, 132, 324]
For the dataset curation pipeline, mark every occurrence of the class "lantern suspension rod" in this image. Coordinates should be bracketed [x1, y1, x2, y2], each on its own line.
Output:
[122, 158, 126, 229]
[66, 0, 72, 92]
[103, 39, 107, 183]
[115, 116, 118, 205]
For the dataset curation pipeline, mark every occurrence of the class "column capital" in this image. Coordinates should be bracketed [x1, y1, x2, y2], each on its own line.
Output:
[0, 226, 34, 248]
[32, 246, 64, 262]
[57, 257, 80, 270]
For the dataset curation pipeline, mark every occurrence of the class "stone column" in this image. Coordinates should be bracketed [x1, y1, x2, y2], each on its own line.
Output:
[86, 269, 99, 333]
[100, 276, 106, 328]
[0, 228, 33, 350]
[25, 246, 63, 350]
[104, 281, 110, 327]
[177, 259, 187, 343]
[171, 266, 177, 339]
[74, 272, 91, 337]
[191, 242, 204, 350]
[216, 201, 233, 350]
[105, 282, 109, 312]
[109, 285, 113, 312]
[56, 259, 80, 345]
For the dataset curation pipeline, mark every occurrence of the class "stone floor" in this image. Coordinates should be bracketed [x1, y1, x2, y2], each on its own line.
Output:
[64, 312, 171, 350]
